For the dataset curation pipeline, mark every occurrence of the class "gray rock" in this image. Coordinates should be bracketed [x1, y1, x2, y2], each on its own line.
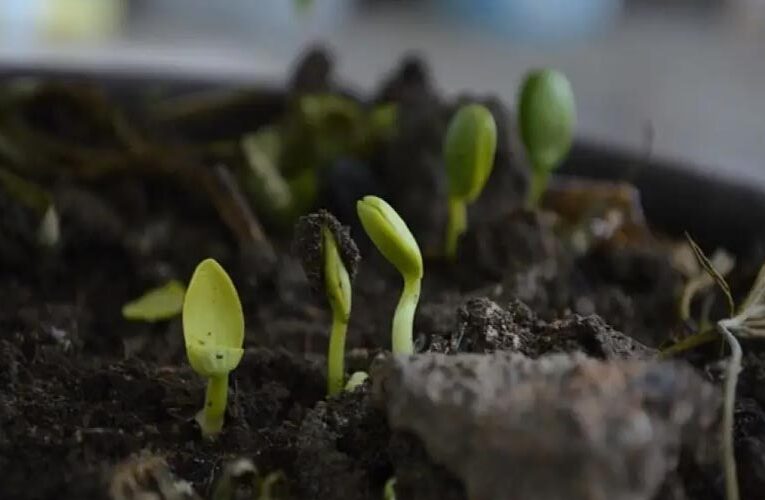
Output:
[373, 352, 718, 500]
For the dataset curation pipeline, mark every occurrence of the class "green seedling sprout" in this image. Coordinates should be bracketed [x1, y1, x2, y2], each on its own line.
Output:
[122, 280, 186, 322]
[383, 477, 397, 500]
[182, 258, 244, 438]
[323, 227, 353, 395]
[357, 196, 423, 355]
[210, 458, 287, 500]
[293, 211, 360, 396]
[259, 471, 287, 500]
[517, 69, 576, 209]
[212, 458, 287, 500]
[443, 103, 497, 259]
[212, 458, 258, 500]
[344, 371, 369, 391]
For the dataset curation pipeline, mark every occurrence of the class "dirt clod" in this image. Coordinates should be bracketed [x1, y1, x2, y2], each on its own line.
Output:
[292, 209, 360, 293]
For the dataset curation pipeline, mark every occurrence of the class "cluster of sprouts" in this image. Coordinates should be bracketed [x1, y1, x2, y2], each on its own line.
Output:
[118, 67, 577, 443]
[128, 68, 741, 500]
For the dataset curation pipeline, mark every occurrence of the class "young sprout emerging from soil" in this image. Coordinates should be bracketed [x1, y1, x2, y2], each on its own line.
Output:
[293, 210, 360, 396]
[212, 458, 258, 500]
[383, 477, 397, 500]
[182, 258, 244, 438]
[442, 103, 497, 259]
[357, 196, 423, 355]
[344, 371, 369, 391]
[212, 458, 287, 500]
[517, 68, 576, 209]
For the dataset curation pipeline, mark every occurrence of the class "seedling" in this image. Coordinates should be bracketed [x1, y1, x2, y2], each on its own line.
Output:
[259, 471, 287, 500]
[678, 234, 764, 500]
[182, 258, 244, 438]
[383, 477, 397, 500]
[517, 69, 576, 209]
[122, 280, 186, 322]
[357, 196, 423, 354]
[442, 103, 497, 259]
[212, 458, 287, 500]
[344, 371, 369, 391]
[212, 458, 258, 500]
[293, 211, 360, 396]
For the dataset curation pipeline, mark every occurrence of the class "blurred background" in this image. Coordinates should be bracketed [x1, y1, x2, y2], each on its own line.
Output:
[0, 0, 763, 184]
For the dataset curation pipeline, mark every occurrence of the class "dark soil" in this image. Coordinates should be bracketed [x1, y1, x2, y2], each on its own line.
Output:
[1, 50, 765, 500]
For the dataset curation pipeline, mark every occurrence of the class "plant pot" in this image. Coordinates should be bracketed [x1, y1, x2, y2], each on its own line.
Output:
[0, 52, 762, 500]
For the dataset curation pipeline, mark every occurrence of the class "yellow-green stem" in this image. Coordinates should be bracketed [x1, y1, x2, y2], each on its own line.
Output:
[392, 276, 421, 355]
[445, 197, 467, 260]
[525, 168, 550, 209]
[327, 312, 348, 396]
[197, 374, 228, 438]
[658, 329, 718, 359]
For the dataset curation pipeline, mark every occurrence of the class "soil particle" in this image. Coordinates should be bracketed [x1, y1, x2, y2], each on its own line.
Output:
[731, 397, 765, 499]
[292, 209, 360, 293]
[576, 243, 683, 346]
[373, 352, 719, 500]
[387, 432, 465, 500]
[534, 313, 655, 359]
[294, 388, 390, 500]
[424, 297, 533, 354]
[375, 55, 432, 104]
[56, 184, 126, 250]
[459, 210, 561, 286]
[290, 47, 334, 94]
[0, 342, 328, 500]
[423, 296, 653, 360]
[109, 453, 201, 500]
[0, 188, 43, 267]
[321, 157, 380, 231]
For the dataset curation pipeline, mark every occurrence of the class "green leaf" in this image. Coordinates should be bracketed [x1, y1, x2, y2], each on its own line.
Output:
[344, 371, 369, 392]
[443, 103, 497, 202]
[122, 280, 186, 322]
[323, 226, 352, 320]
[183, 259, 244, 377]
[518, 69, 576, 174]
[357, 196, 423, 280]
